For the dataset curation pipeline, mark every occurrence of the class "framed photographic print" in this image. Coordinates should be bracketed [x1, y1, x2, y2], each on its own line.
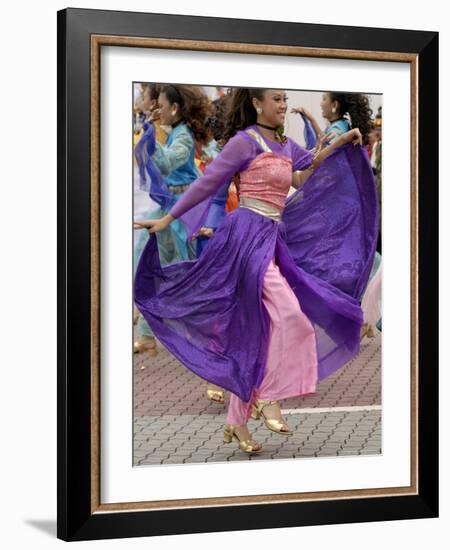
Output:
[57, 7, 438, 542]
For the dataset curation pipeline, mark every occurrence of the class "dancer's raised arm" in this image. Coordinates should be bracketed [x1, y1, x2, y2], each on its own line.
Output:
[291, 128, 363, 188]
[134, 132, 255, 234]
[291, 106, 324, 145]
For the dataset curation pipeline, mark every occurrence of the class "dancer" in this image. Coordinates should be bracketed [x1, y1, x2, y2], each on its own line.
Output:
[294, 92, 382, 332]
[198, 94, 244, 405]
[133, 84, 212, 356]
[193, 95, 232, 258]
[136, 89, 232, 398]
[134, 83, 168, 147]
[292, 91, 373, 147]
[195, 94, 234, 405]
[133, 84, 166, 355]
[134, 88, 378, 453]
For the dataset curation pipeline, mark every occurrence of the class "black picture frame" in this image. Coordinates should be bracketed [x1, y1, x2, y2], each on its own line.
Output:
[57, 7, 438, 542]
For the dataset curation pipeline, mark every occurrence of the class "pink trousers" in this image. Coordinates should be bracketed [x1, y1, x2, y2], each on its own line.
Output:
[226, 257, 318, 425]
[361, 260, 382, 328]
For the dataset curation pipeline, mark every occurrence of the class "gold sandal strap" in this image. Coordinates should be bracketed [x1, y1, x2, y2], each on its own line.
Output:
[255, 399, 277, 412]
[226, 426, 259, 446]
[207, 389, 224, 396]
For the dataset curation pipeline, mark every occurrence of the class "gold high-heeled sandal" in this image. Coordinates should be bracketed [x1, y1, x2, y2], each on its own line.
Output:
[251, 400, 292, 435]
[360, 322, 375, 341]
[223, 424, 262, 454]
[133, 336, 158, 357]
[206, 384, 225, 403]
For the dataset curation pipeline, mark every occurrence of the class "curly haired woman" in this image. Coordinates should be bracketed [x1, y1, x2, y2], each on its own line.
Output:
[292, 91, 373, 145]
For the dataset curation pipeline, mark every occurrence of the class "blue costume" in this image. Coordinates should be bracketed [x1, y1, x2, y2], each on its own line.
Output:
[325, 117, 351, 140]
[134, 125, 231, 339]
[134, 121, 201, 338]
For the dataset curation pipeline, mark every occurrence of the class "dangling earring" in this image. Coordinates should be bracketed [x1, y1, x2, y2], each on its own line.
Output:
[331, 107, 336, 114]
[256, 107, 263, 115]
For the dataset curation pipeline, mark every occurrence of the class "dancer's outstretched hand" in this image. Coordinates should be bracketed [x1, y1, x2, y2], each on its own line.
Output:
[342, 128, 363, 146]
[146, 108, 160, 123]
[198, 227, 214, 238]
[290, 106, 311, 118]
[317, 131, 336, 150]
[134, 215, 171, 233]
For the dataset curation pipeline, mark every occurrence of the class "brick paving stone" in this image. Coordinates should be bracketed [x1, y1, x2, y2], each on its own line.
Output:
[326, 433, 348, 441]
[134, 435, 151, 442]
[317, 418, 340, 431]
[280, 443, 302, 451]
[305, 437, 328, 446]
[297, 449, 317, 457]
[362, 439, 383, 447]
[346, 433, 368, 440]
[145, 449, 170, 461]
[202, 440, 222, 448]
[161, 458, 188, 464]
[292, 430, 315, 439]
[361, 445, 382, 451]
[159, 444, 183, 453]
[312, 426, 336, 433]
[319, 444, 341, 452]
[343, 442, 367, 449]
[177, 446, 200, 455]
[133, 451, 151, 458]
[145, 434, 172, 443]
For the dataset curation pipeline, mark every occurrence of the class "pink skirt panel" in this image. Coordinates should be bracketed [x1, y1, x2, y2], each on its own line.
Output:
[226, 257, 318, 425]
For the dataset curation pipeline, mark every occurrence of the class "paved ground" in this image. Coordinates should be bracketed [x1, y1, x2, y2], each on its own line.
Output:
[133, 331, 381, 465]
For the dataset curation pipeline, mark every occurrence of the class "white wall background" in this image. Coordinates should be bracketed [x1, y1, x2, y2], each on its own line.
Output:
[0, 1, 446, 548]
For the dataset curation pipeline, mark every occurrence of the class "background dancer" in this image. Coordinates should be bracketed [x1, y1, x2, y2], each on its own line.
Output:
[133, 84, 211, 356]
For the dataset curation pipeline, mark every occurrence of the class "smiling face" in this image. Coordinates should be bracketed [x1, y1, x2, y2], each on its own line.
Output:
[253, 89, 288, 127]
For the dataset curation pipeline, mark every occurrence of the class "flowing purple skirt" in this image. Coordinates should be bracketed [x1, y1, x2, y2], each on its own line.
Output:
[134, 143, 379, 402]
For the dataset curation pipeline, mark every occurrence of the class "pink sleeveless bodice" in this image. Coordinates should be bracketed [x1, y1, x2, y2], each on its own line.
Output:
[238, 152, 293, 221]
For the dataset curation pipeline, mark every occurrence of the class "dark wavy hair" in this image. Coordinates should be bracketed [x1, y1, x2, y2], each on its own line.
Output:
[161, 84, 212, 144]
[221, 88, 265, 142]
[203, 94, 231, 145]
[146, 83, 162, 101]
[328, 92, 373, 145]
[222, 88, 288, 145]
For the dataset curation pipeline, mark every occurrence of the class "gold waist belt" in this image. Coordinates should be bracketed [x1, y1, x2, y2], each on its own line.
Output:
[170, 183, 191, 194]
[239, 196, 282, 222]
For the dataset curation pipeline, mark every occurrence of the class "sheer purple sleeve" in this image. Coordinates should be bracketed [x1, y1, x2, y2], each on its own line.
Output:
[169, 133, 256, 239]
[289, 138, 314, 171]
